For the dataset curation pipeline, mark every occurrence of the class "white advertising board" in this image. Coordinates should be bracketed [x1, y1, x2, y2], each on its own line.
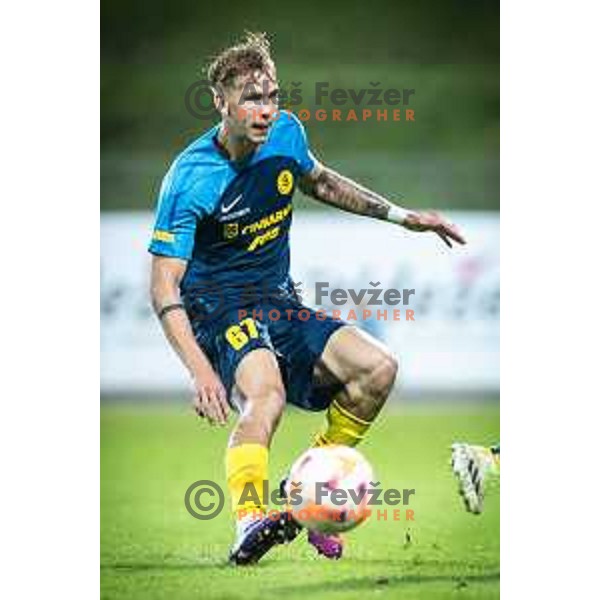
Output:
[101, 212, 498, 394]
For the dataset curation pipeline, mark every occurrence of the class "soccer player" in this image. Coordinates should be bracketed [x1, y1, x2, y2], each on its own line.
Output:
[149, 32, 466, 565]
[451, 443, 500, 514]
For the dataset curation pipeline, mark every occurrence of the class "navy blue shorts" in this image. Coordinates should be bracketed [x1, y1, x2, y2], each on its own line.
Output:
[189, 301, 346, 412]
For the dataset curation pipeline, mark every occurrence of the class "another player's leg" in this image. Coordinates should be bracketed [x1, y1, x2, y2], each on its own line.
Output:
[227, 348, 300, 565]
[451, 442, 500, 514]
[307, 326, 398, 558]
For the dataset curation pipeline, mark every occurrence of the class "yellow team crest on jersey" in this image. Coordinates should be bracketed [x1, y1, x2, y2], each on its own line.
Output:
[277, 169, 294, 195]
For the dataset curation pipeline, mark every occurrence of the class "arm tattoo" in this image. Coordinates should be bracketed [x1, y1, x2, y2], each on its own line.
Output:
[300, 166, 393, 220]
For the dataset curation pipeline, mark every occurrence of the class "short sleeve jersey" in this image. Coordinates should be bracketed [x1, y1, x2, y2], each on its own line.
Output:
[148, 111, 315, 309]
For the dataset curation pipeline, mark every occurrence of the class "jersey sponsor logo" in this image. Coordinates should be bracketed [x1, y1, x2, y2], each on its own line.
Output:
[247, 226, 280, 252]
[242, 203, 292, 235]
[277, 170, 294, 195]
[223, 223, 239, 239]
[152, 229, 175, 243]
[221, 193, 244, 213]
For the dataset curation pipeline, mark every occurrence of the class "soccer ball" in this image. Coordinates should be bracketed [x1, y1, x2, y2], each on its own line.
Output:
[285, 445, 374, 534]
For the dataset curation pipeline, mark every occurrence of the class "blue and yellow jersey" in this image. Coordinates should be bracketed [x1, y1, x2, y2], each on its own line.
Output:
[149, 112, 315, 312]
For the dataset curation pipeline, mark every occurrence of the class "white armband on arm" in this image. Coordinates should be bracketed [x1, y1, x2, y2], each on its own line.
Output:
[387, 205, 412, 225]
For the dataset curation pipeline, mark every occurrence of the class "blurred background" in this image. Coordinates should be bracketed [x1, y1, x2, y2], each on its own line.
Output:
[102, 0, 499, 212]
[101, 0, 499, 396]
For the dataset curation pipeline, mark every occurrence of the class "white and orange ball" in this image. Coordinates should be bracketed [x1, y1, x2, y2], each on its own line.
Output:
[286, 446, 374, 534]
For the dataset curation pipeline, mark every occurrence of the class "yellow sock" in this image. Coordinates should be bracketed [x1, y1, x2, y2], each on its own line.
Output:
[225, 443, 268, 516]
[313, 400, 373, 448]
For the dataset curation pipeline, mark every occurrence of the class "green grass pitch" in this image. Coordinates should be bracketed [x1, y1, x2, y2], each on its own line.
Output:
[101, 400, 499, 599]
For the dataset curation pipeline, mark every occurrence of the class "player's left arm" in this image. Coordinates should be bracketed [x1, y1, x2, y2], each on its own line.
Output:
[299, 161, 466, 248]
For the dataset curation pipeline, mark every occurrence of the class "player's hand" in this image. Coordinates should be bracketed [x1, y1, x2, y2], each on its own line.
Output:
[191, 367, 229, 426]
[402, 211, 466, 248]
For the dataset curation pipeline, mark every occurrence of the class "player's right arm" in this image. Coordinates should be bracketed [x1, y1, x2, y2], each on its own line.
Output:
[149, 255, 229, 425]
[148, 164, 228, 425]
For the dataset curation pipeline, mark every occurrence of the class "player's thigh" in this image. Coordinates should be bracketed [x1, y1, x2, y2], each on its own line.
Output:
[232, 348, 286, 416]
[314, 325, 397, 387]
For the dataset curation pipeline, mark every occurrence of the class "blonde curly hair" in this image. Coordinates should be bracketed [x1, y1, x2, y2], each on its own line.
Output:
[207, 31, 274, 90]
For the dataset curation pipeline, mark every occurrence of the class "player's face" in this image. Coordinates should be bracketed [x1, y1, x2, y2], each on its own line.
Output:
[222, 67, 279, 144]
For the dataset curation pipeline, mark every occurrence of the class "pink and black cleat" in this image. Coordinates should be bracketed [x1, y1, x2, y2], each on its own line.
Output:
[279, 477, 344, 560]
[307, 529, 344, 559]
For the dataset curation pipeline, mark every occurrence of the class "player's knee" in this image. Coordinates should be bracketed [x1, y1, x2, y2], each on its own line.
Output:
[244, 385, 286, 426]
[264, 387, 286, 423]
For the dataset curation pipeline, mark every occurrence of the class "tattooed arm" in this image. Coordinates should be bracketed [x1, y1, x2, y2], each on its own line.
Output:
[300, 162, 466, 248]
